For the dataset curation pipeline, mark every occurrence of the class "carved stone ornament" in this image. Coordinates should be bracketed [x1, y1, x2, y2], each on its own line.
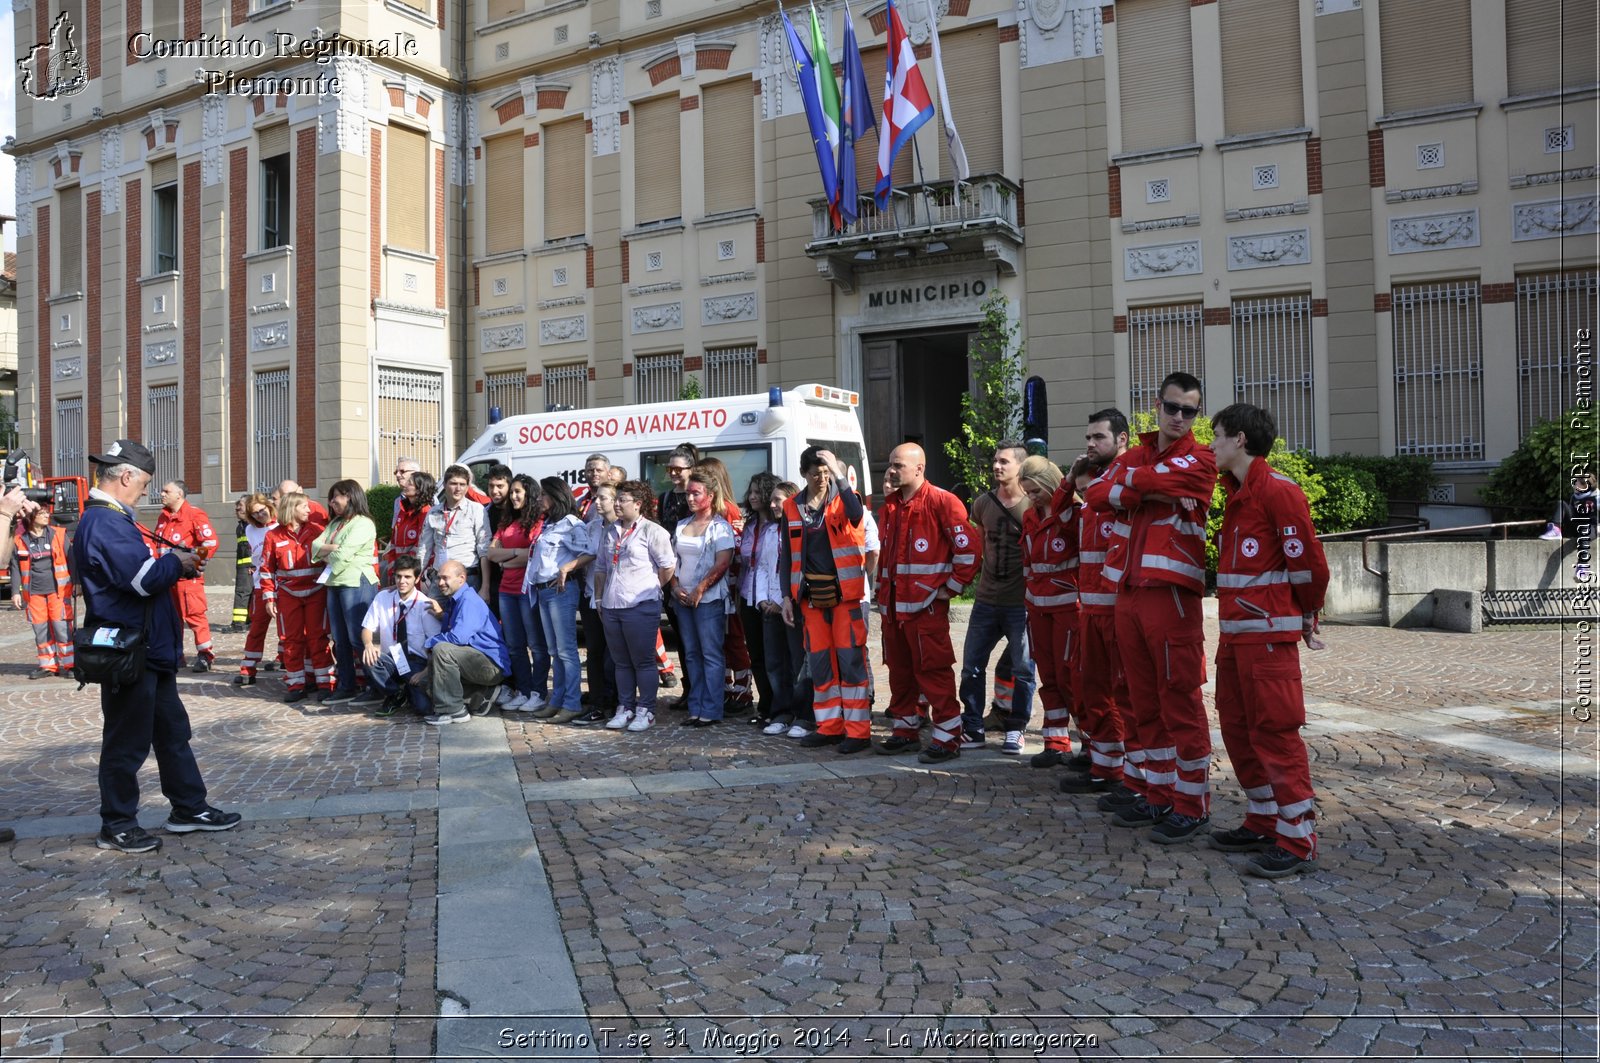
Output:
[250, 321, 290, 352]
[15, 157, 32, 239]
[631, 302, 684, 334]
[1124, 240, 1202, 280]
[1227, 229, 1311, 271]
[1512, 196, 1599, 242]
[903, 0, 949, 46]
[319, 56, 371, 157]
[540, 314, 587, 345]
[1028, 0, 1068, 33]
[101, 129, 123, 214]
[1388, 209, 1479, 254]
[144, 341, 178, 366]
[702, 292, 757, 325]
[481, 324, 528, 352]
[590, 57, 623, 157]
[54, 356, 83, 379]
[251, 301, 291, 315]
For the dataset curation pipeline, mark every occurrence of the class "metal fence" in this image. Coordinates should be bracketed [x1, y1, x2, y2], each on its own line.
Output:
[1517, 268, 1598, 437]
[146, 385, 180, 502]
[376, 367, 444, 479]
[1393, 279, 1484, 462]
[1129, 303, 1204, 414]
[485, 369, 527, 421]
[705, 345, 758, 398]
[1232, 293, 1315, 451]
[54, 395, 84, 477]
[634, 352, 683, 405]
[543, 362, 588, 411]
[253, 368, 292, 494]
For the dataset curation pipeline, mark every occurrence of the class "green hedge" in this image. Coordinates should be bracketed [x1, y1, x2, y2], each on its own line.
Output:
[368, 484, 401, 542]
[1482, 408, 1588, 519]
[1305, 452, 1435, 502]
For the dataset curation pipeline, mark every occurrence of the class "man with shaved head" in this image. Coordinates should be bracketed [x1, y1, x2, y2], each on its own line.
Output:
[274, 479, 329, 530]
[873, 443, 982, 763]
[421, 560, 511, 725]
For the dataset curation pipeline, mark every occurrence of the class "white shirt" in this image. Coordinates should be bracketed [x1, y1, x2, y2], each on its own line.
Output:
[674, 515, 736, 604]
[246, 522, 275, 589]
[419, 499, 490, 573]
[750, 520, 785, 607]
[361, 587, 443, 657]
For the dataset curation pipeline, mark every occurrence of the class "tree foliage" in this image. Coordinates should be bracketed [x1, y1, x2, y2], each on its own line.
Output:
[943, 292, 1025, 497]
[1483, 407, 1592, 518]
[369, 484, 401, 542]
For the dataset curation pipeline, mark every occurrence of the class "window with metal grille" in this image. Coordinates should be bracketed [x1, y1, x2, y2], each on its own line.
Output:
[253, 368, 292, 493]
[54, 396, 84, 476]
[485, 369, 527, 420]
[543, 362, 589, 411]
[1128, 303, 1204, 414]
[1232, 294, 1314, 452]
[1392, 280, 1484, 462]
[1516, 269, 1599, 437]
[146, 385, 181, 502]
[376, 366, 445, 478]
[634, 352, 683, 405]
[705, 345, 758, 398]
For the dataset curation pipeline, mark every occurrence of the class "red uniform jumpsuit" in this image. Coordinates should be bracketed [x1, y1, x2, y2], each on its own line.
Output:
[783, 488, 870, 739]
[877, 483, 982, 752]
[384, 498, 430, 585]
[1216, 458, 1330, 859]
[154, 501, 219, 666]
[1075, 484, 1130, 786]
[12, 524, 75, 674]
[1021, 483, 1080, 754]
[1084, 430, 1217, 817]
[258, 521, 335, 694]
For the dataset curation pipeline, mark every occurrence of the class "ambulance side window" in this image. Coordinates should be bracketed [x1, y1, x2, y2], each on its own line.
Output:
[640, 444, 772, 499]
[805, 439, 868, 498]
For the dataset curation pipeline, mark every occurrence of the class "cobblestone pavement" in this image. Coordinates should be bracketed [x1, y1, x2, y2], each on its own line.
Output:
[0, 595, 1592, 1061]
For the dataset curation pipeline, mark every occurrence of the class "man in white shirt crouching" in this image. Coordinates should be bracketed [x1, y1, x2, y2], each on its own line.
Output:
[360, 555, 443, 716]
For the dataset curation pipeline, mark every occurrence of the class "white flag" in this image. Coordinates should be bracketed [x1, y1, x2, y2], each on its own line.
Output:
[925, 0, 969, 181]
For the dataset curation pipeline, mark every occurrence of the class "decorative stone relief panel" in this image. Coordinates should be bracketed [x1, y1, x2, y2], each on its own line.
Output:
[1512, 196, 1599, 242]
[1227, 229, 1310, 271]
[1124, 240, 1202, 281]
[902, 0, 949, 45]
[702, 292, 757, 325]
[759, 15, 802, 120]
[100, 129, 122, 214]
[144, 341, 178, 366]
[481, 324, 528, 351]
[540, 314, 587, 345]
[250, 321, 290, 352]
[54, 356, 83, 379]
[632, 302, 684, 334]
[319, 56, 372, 156]
[590, 57, 623, 157]
[1388, 209, 1479, 254]
[1019, 0, 1103, 68]
[15, 156, 32, 239]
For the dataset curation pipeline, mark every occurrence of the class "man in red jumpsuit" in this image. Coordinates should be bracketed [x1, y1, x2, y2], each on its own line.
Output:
[1082, 371, 1217, 843]
[1209, 402, 1330, 878]
[1056, 408, 1133, 798]
[155, 480, 220, 673]
[873, 443, 981, 763]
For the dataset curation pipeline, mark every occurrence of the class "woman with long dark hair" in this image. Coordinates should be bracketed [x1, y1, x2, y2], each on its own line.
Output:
[525, 477, 594, 724]
[314, 479, 379, 704]
[384, 470, 434, 585]
[736, 472, 781, 724]
[671, 469, 736, 726]
[484, 473, 549, 711]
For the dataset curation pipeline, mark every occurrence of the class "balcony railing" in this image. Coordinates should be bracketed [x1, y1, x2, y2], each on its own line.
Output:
[804, 173, 1023, 292]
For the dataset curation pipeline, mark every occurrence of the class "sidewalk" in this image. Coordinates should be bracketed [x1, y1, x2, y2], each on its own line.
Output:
[0, 602, 1592, 1061]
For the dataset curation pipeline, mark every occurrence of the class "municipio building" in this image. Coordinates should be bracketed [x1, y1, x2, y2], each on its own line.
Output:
[7, 0, 1598, 509]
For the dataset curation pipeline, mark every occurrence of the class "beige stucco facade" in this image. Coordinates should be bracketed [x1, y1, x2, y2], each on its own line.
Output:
[7, 0, 1597, 513]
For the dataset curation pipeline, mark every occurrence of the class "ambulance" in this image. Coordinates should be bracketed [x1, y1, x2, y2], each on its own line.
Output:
[455, 384, 871, 502]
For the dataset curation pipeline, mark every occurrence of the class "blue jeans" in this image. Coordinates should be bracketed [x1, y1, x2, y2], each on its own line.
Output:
[366, 647, 432, 714]
[499, 591, 549, 697]
[532, 579, 582, 711]
[674, 599, 728, 720]
[958, 600, 1037, 738]
[327, 580, 378, 692]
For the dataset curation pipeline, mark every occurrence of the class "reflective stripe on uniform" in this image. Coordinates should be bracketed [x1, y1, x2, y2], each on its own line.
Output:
[1219, 615, 1302, 634]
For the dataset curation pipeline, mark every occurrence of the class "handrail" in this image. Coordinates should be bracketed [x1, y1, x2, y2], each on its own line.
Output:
[1317, 520, 1429, 542]
[1361, 519, 1547, 578]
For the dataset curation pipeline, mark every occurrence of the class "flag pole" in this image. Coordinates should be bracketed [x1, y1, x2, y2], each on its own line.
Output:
[910, 123, 932, 227]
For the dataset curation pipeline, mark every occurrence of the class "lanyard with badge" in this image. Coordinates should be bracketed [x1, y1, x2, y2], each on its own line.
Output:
[389, 593, 422, 675]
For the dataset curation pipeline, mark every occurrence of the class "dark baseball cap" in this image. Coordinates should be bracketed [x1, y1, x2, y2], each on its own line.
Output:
[89, 439, 157, 475]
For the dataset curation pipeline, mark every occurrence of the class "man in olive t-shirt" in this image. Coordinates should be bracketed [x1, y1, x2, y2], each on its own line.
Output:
[958, 440, 1038, 754]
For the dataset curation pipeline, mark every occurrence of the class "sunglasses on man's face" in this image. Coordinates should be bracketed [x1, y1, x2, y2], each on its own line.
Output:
[1161, 400, 1202, 419]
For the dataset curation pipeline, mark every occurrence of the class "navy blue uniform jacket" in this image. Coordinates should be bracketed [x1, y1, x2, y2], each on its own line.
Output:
[72, 491, 186, 672]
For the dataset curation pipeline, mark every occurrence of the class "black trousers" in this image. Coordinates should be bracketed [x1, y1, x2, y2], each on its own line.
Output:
[98, 667, 209, 831]
[739, 602, 773, 716]
[580, 594, 617, 708]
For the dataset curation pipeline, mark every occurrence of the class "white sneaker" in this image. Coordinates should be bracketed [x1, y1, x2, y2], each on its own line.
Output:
[786, 724, 809, 739]
[522, 691, 547, 710]
[762, 719, 788, 736]
[502, 692, 529, 711]
[626, 710, 654, 732]
[605, 708, 634, 730]
[1540, 523, 1563, 540]
[1001, 730, 1025, 755]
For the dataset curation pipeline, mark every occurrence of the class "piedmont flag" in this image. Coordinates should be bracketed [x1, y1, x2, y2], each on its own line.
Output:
[924, 0, 968, 181]
[874, 0, 935, 208]
[780, 4, 840, 216]
[807, 3, 843, 226]
[837, 0, 877, 223]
